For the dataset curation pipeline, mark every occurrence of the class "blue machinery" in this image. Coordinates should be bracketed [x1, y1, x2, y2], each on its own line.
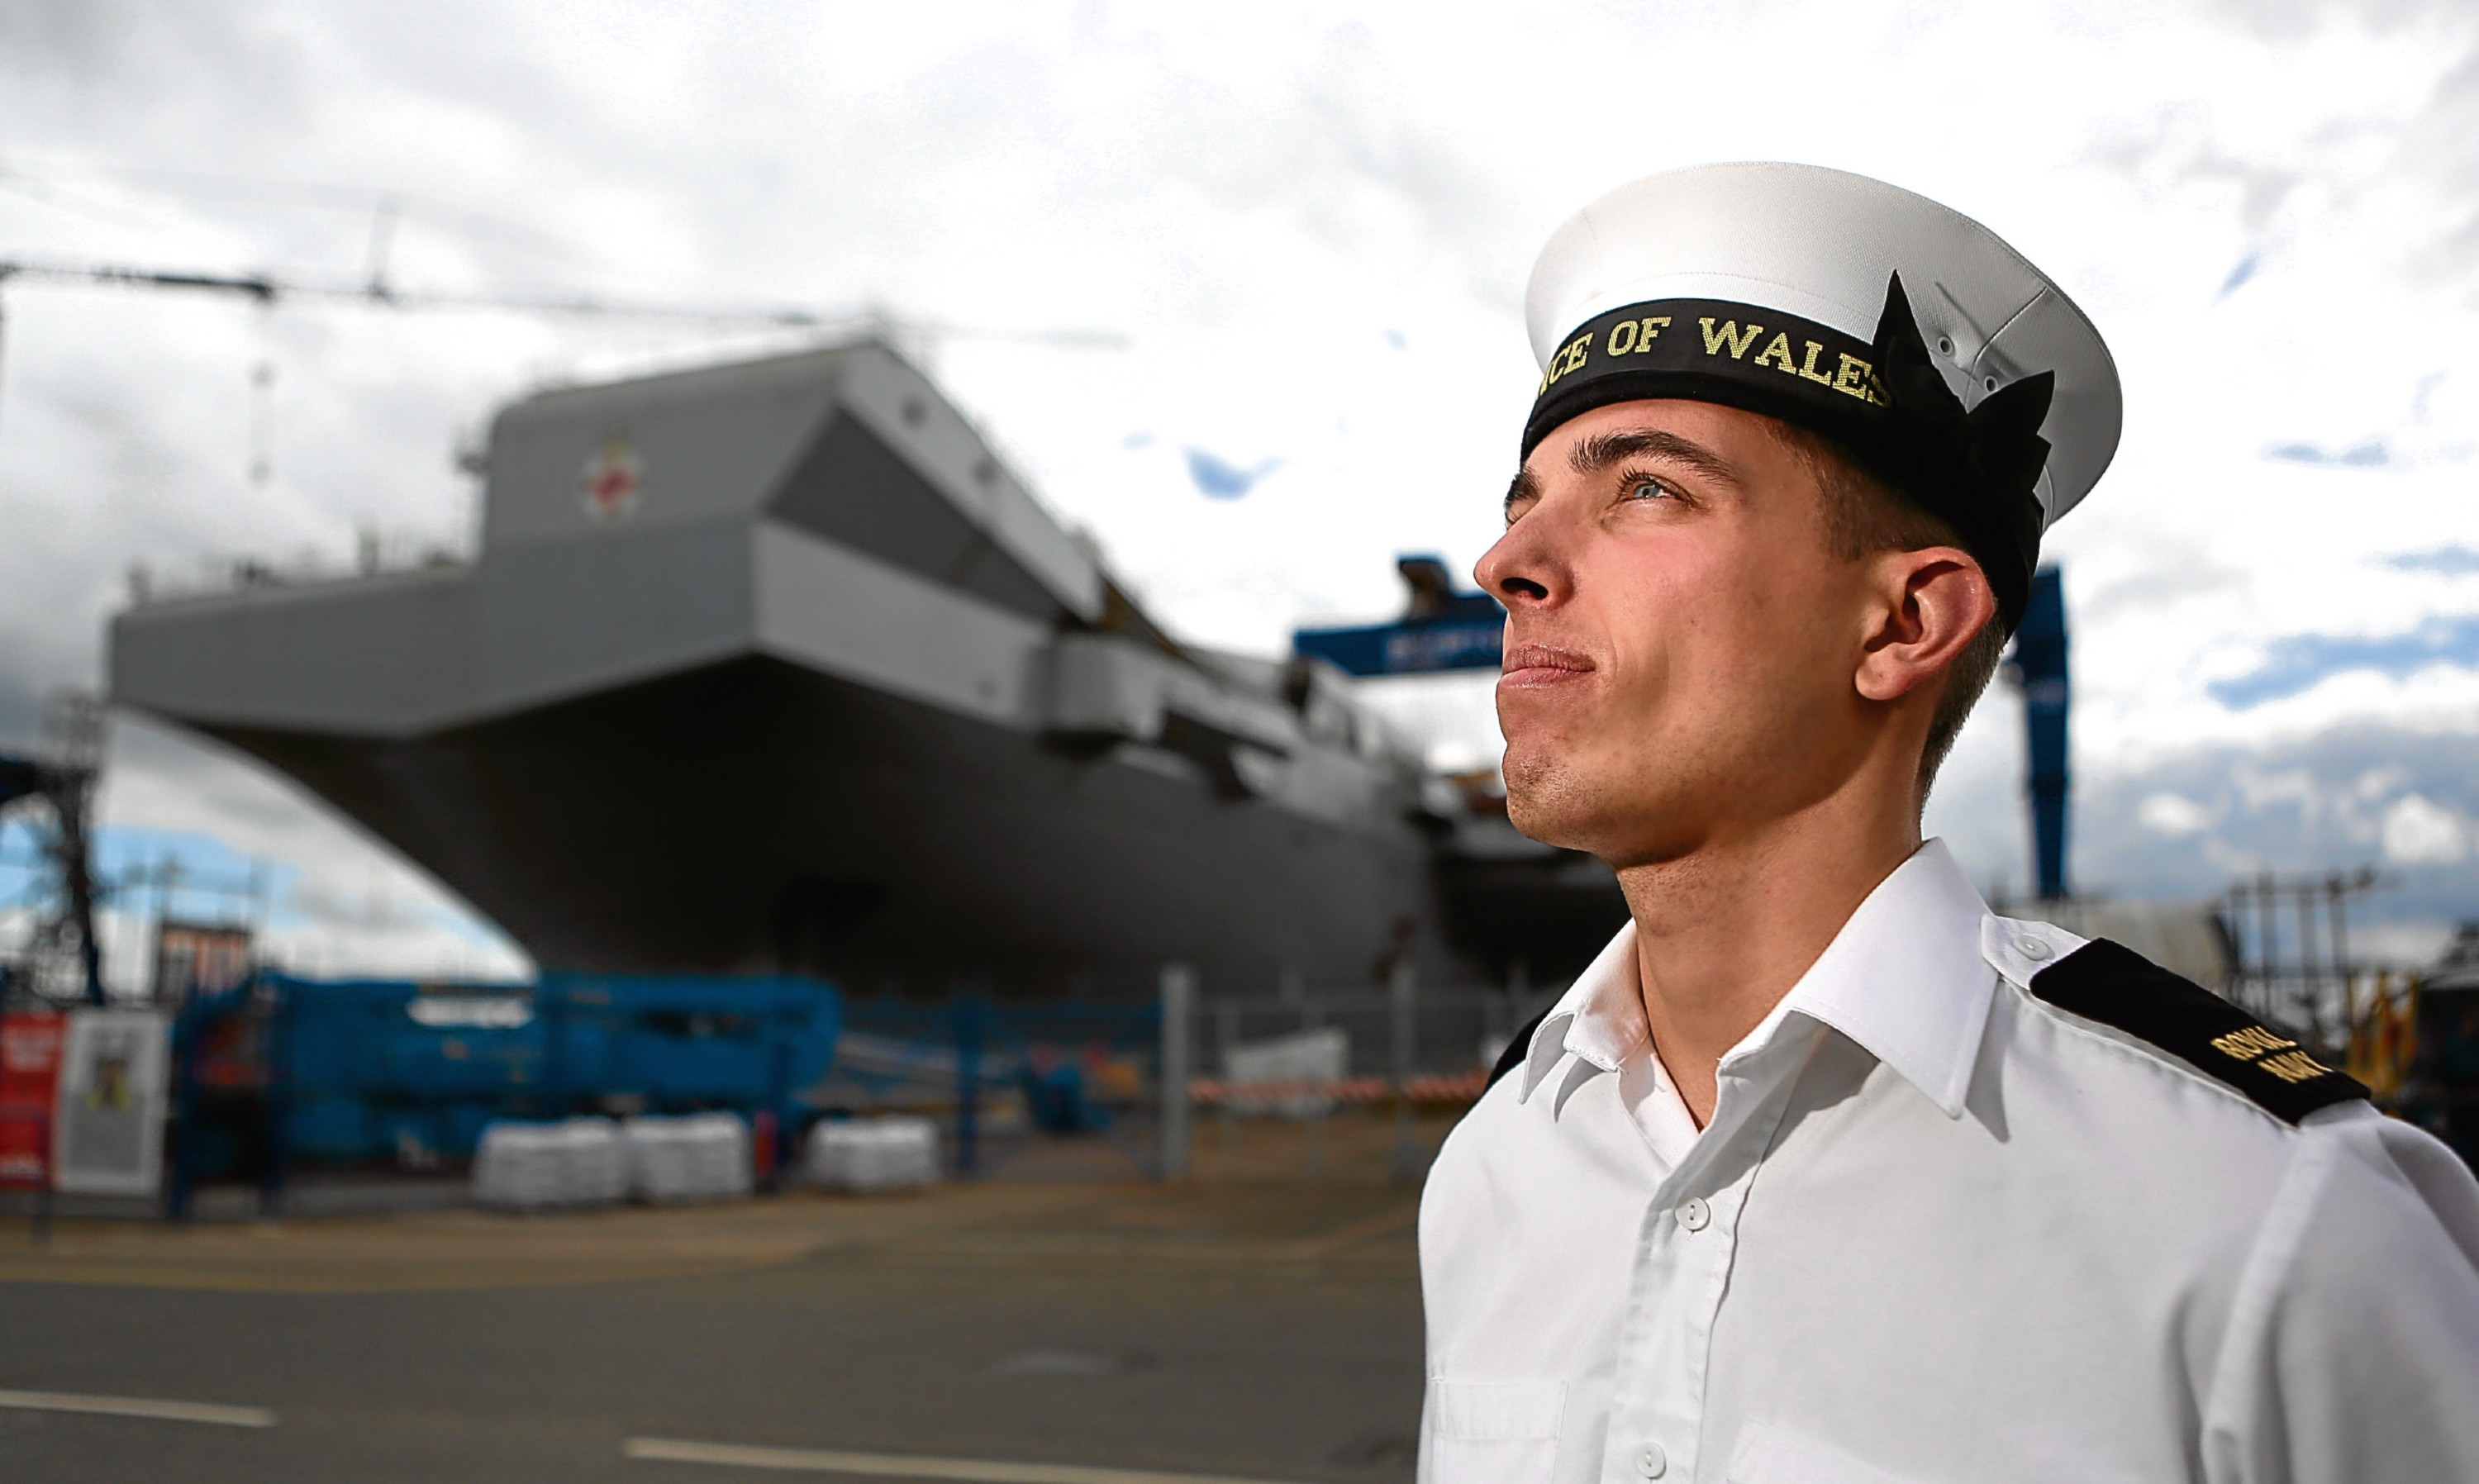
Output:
[167, 972, 1169, 1207]
[2010, 567, 2071, 901]
[169, 973, 839, 1211]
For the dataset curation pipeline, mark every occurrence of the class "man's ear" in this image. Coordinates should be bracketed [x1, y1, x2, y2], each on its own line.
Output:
[1854, 547, 1996, 703]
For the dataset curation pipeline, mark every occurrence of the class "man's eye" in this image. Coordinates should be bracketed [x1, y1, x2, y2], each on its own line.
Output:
[1625, 478, 1669, 502]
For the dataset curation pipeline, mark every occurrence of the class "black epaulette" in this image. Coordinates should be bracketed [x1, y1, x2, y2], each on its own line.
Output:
[1486, 1007, 1554, 1091]
[2028, 938, 2368, 1125]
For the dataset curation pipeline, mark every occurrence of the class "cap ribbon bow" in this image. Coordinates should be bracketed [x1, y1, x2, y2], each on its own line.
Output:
[1868, 273, 2054, 634]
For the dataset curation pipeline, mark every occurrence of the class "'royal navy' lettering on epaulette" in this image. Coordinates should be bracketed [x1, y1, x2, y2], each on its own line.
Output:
[2028, 938, 2369, 1125]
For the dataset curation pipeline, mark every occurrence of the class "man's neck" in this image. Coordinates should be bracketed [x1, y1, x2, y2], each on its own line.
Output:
[1615, 787, 1922, 1126]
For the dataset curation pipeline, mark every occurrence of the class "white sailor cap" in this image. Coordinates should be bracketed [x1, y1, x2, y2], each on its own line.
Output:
[1522, 162, 2120, 633]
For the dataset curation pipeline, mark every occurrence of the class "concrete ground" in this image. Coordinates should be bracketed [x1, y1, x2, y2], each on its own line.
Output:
[0, 1112, 1452, 1484]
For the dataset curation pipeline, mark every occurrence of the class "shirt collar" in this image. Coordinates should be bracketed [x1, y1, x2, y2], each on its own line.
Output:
[1743, 838, 1996, 1117]
[1515, 838, 1997, 1119]
[1515, 919, 1640, 1104]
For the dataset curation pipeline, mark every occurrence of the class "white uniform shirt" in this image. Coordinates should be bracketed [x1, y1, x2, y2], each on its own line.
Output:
[1419, 840, 2479, 1484]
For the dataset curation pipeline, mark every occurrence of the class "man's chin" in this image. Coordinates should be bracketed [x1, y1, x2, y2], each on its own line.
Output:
[1502, 757, 1599, 854]
[1504, 795, 1583, 852]
[1506, 753, 1700, 867]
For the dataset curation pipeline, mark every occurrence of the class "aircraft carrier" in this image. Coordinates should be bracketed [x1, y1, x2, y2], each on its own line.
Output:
[108, 341, 1623, 995]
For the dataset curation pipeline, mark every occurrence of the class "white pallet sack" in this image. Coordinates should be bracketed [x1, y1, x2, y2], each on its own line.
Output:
[1222, 1026, 1349, 1118]
[806, 1115, 940, 1193]
[473, 1117, 626, 1211]
[623, 1113, 754, 1204]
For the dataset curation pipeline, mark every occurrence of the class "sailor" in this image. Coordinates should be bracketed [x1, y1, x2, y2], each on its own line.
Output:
[1419, 163, 2479, 1484]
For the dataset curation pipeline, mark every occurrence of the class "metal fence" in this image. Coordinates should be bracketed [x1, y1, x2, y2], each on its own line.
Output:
[831, 963, 1564, 1183]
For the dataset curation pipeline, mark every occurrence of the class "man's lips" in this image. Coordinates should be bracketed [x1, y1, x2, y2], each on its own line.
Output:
[1498, 642, 1596, 688]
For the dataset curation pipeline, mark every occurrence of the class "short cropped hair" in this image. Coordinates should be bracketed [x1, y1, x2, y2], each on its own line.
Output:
[1772, 424, 2010, 801]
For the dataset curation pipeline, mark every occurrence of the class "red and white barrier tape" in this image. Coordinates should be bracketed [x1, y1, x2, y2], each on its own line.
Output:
[1187, 1068, 1491, 1106]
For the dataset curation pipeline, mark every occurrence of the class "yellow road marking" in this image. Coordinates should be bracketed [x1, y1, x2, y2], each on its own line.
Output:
[622, 1438, 1306, 1484]
[0, 1388, 276, 1427]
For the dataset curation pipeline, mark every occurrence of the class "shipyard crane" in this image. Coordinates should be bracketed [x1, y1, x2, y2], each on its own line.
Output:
[2008, 567, 2071, 900]
[0, 251, 1124, 499]
[0, 254, 1128, 341]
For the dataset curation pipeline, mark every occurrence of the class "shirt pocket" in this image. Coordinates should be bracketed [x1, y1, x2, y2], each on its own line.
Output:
[1724, 1420, 1921, 1484]
[1422, 1378, 1565, 1484]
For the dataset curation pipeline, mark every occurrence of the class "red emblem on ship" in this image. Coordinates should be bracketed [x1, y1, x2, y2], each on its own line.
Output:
[581, 440, 641, 521]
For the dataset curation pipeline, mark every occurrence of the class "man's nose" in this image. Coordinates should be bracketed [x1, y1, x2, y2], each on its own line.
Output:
[1476, 521, 1556, 606]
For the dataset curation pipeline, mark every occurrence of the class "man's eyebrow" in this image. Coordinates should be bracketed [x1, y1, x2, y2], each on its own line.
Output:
[1567, 428, 1742, 488]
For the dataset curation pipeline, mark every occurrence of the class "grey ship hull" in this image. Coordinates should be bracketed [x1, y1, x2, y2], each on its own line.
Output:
[113, 342, 1620, 994]
[210, 654, 1438, 987]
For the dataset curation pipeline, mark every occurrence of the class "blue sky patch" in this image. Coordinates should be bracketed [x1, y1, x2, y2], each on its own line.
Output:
[1185, 448, 1281, 499]
[2209, 614, 2479, 708]
[2216, 252, 2260, 300]
[2265, 438, 2391, 468]
[0, 819, 301, 927]
[2381, 545, 2479, 577]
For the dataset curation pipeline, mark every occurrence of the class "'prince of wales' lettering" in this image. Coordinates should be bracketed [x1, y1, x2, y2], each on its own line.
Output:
[1534, 307, 1887, 406]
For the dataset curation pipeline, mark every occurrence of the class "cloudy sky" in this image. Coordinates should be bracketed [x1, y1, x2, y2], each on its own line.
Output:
[2, 0, 2476, 985]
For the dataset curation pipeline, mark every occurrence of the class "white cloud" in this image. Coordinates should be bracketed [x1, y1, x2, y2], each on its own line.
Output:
[2353, 764, 2410, 800]
[2381, 792, 2467, 864]
[2138, 792, 2215, 836]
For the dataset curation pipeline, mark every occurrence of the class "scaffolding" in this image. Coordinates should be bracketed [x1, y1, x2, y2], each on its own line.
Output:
[2215, 867, 2381, 1050]
[0, 691, 108, 1006]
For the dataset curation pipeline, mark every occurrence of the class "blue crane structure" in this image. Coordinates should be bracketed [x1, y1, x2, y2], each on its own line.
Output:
[2010, 566, 2072, 901]
[1292, 556, 1506, 677]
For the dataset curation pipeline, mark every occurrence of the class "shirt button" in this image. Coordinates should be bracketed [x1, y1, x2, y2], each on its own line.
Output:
[1635, 1442, 1668, 1477]
[1673, 1196, 1711, 1232]
[2014, 934, 2053, 961]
